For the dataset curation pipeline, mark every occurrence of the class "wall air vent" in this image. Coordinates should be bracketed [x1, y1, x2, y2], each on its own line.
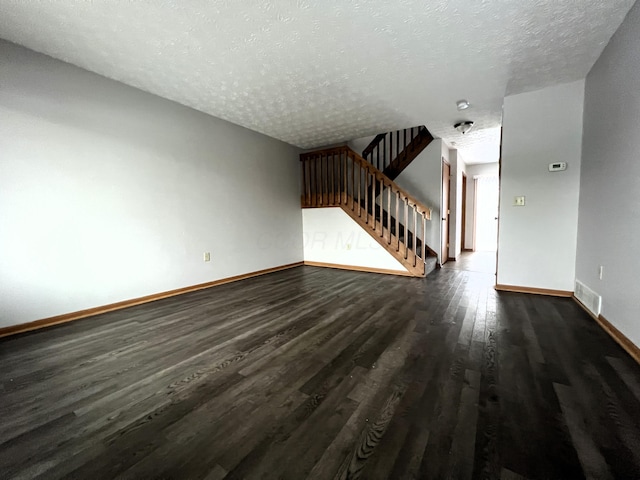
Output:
[575, 280, 602, 317]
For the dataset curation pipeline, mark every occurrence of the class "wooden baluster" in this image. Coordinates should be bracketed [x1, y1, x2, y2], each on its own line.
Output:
[404, 128, 407, 150]
[317, 155, 320, 206]
[337, 152, 341, 205]
[301, 159, 306, 206]
[328, 154, 333, 204]
[372, 175, 376, 229]
[307, 159, 311, 206]
[423, 213, 427, 262]
[364, 170, 368, 224]
[302, 158, 306, 206]
[327, 154, 330, 204]
[390, 132, 393, 168]
[357, 163, 361, 216]
[343, 152, 347, 206]
[335, 153, 339, 204]
[316, 155, 320, 206]
[319, 155, 323, 206]
[380, 181, 387, 232]
[387, 182, 392, 244]
[382, 136, 386, 170]
[345, 152, 360, 208]
[309, 158, 313, 207]
[324, 154, 328, 205]
[395, 191, 400, 251]
[321, 154, 325, 205]
[374, 176, 382, 235]
[313, 156, 318, 206]
[404, 197, 409, 260]
[344, 152, 348, 206]
[381, 181, 384, 232]
[379, 178, 384, 235]
[327, 154, 330, 205]
[413, 205, 418, 267]
[309, 157, 318, 207]
[370, 173, 374, 228]
[336, 153, 340, 204]
[338, 153, 342, 204]
[396, 130, 400, 158]
[350, 153, 354, 208]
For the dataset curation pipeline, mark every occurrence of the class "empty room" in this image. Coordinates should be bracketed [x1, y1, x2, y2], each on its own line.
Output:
[1, 1, 640, 479]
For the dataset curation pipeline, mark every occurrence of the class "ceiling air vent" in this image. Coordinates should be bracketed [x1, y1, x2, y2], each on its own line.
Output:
[575, 280, 602, 317]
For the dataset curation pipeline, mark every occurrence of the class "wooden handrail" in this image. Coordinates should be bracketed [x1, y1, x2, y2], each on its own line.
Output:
[362, 133, 387, 159]
[358, 126, 428, 173]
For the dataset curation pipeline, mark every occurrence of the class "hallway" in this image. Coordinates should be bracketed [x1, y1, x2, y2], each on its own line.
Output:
[444, 251, 497, 275]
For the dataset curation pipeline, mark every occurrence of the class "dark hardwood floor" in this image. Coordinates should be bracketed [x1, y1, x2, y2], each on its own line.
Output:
[1, 266, 639, 479]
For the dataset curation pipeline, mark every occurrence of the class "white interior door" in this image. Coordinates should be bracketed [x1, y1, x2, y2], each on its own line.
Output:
[475, 175, 499, 251]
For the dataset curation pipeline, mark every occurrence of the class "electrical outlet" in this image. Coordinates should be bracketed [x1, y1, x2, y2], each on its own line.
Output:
[204, 252, 211, 262]
[599, 265, 603, 280]
[514, 196, 526, 206]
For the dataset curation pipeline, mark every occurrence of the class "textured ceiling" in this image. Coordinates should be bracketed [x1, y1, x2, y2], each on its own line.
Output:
[0, 0, 635, 163]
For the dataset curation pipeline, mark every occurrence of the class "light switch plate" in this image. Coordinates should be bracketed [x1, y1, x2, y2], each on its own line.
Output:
[514, 196, 526, 206]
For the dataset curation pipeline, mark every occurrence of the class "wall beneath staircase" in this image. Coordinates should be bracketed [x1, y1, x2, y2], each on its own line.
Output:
[0, 40, 304, 328]
[302, 208, 408, 273]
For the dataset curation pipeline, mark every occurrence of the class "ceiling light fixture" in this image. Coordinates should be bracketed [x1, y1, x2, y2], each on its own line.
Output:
[456, 99, 470, 111]
[454, 121, 475, 135]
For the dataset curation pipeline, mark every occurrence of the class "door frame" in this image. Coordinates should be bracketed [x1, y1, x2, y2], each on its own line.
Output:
[461, 172, 467, 252]
[441, 158, 451, 265]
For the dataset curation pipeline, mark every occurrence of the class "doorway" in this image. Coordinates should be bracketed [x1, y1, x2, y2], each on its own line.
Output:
[461, 172, 467, 252]
[445, 172, 499, 275]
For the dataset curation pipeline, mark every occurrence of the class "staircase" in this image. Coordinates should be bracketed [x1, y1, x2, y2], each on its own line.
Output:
[362, 126, 434, 180]
[300, 142, 438, 277]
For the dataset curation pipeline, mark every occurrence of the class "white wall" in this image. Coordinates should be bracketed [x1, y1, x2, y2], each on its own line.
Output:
[0, 41, 303, 327]
[464, 163, 499, 250]
[498, 80, 584, 291]
[302, 208, 408, 272]
[448, 149, 467, 259]
[394, 140, 444, 262]
[576, 2, 640, 347]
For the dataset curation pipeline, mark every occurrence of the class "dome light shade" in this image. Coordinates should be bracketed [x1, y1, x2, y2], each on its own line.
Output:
[456, 99, 471, 110]
[454, 121, 474, 134]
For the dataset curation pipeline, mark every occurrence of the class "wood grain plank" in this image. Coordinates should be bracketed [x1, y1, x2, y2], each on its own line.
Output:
[0, 265, 639, 479]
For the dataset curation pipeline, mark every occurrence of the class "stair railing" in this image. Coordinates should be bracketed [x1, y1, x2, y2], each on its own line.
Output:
[361, 126, 427, 172]
[300, 146, 434, 269]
